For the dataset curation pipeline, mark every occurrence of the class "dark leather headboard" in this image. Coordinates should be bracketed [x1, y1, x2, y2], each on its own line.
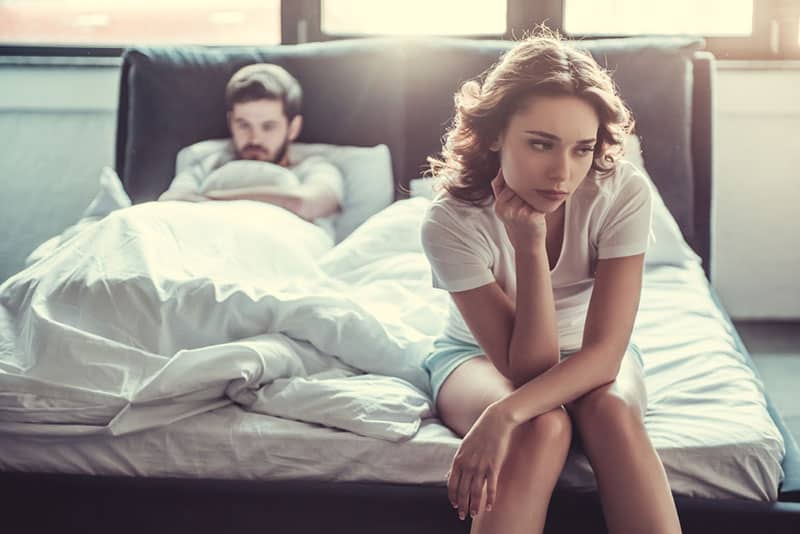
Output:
[115, 36, 712, 273]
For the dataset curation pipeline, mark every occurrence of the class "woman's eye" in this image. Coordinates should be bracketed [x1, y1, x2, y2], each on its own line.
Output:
[529, 141, 551, 151]
[577, 146, 595, 156]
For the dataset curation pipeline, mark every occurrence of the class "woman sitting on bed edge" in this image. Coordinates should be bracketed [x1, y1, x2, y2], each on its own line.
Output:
[420, 28, 682, 534]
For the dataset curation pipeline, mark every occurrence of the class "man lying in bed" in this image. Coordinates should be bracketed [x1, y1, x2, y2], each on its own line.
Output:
[158, 63, 344, 240]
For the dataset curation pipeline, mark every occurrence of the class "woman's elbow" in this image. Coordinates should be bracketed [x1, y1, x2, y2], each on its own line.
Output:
[508, 354, 560, 389]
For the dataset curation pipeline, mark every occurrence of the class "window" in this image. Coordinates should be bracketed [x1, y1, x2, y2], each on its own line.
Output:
[563, 0, 753, 36]
[3, 0, 798, 60]
[321, 0, 506, 36]
[0, 0, 280, 53]
[556, 0, 798, 60]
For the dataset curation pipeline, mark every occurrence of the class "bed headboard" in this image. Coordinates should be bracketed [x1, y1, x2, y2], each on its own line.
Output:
[115, 36, 713, 274]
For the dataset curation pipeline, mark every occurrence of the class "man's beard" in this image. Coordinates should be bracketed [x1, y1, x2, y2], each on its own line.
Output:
[239, 135, 290, 164]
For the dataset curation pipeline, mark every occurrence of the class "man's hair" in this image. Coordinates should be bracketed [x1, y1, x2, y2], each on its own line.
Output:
[225, 63, 302, 120]
[428, 26, 633, 205]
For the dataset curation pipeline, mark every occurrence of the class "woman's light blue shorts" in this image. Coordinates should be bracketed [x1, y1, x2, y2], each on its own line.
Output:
[423, 334, 644, 405]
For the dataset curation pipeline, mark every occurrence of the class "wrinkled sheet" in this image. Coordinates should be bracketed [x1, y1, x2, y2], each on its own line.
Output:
[0, 198, 440, 441]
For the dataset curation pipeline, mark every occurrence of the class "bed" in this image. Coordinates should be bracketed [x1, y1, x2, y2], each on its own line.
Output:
[1, 36, 799, 533]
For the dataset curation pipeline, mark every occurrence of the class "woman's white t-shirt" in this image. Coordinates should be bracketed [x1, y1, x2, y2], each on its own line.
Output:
[420, 160, 653, 352]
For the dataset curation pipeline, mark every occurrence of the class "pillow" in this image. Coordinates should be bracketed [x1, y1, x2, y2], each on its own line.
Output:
[290, 143, 394, 243]
[408, 135, 700, 267]
[199, 160, 300, 193]
[174, 139, 394, 243]
[621, 135, 701, 267]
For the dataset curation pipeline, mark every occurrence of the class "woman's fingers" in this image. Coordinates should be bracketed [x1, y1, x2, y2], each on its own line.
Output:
[457, 468, 473, 520]
[469, 469, 486, 518]
[485, 467, 499, 512]
[447, 466, 461, 510]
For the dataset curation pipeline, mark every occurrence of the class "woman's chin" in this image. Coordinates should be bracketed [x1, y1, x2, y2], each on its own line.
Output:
[522, 196, 564, 214]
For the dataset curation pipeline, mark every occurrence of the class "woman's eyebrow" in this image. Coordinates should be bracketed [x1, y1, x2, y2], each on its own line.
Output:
[525, 130, 596, 144]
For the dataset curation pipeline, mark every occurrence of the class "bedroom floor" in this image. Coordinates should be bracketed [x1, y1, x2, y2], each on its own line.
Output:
[735, 320, 800, 444]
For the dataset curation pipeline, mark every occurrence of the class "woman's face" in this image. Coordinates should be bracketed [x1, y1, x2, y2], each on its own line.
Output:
[494, 95, 599, 213]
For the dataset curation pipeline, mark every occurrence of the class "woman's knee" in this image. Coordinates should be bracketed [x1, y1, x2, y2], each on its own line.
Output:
[518, 408, 572, 449]
[571, 387, 644, 438]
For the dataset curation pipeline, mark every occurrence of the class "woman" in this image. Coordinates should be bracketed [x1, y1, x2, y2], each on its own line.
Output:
[420, 29, 682, 534]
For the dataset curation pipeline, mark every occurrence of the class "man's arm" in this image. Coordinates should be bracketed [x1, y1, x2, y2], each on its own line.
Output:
[158, 164, 206, 202]
[204, 181, 339, 220]
[205, 158, 343, 220]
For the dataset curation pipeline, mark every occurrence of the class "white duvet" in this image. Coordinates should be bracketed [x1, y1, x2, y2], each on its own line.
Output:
[0, 188, 444, 441]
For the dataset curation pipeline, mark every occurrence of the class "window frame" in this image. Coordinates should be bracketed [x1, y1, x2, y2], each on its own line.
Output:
[0, 0, 797, 60]
[287, 0, 800, 60]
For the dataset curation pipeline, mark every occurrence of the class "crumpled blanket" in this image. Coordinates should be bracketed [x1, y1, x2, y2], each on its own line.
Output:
[0, 170, 445, 441]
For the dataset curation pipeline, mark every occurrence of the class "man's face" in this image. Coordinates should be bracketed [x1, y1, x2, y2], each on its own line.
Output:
[228, 99, 301, 165]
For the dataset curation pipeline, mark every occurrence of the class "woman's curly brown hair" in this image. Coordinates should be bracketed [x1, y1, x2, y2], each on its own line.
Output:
[428, 27, 634, 205]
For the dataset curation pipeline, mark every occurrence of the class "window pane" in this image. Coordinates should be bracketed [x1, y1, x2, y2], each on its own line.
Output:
[322, 0, 506, 36]
[0, 0, 280, 46]
[564, 0, 753, 36]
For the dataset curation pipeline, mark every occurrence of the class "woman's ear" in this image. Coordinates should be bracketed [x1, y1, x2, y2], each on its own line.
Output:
[489, 131, 503, 152]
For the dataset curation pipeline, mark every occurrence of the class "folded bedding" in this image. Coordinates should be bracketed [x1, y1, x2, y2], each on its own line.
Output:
[0, 172, 786, 500]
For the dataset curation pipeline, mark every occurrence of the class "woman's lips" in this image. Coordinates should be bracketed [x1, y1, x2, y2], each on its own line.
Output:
[536, 189, 568, 201]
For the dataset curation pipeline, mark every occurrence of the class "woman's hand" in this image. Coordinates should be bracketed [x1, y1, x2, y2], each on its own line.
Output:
[448, 401, 516, 520]
[491, 169, 547, 252]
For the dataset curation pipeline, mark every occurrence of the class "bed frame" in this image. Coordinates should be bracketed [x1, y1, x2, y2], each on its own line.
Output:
[2, 36, 799, 533]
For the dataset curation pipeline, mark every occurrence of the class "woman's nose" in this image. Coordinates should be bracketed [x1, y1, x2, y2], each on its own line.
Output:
[548, 151, 570, 183]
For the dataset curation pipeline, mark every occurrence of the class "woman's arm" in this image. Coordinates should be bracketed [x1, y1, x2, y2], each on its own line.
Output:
[448, 171, 560, 386]
[451, 243, 559, 387]
[492, 253, 645, 425]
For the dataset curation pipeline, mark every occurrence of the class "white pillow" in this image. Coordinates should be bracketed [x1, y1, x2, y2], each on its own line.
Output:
[408, 135, 700, 267]
[174, 139, 394, 243]
[199, 160, 300, 193]
[621, 135, 701, 267]
[290, 143, 394, 243]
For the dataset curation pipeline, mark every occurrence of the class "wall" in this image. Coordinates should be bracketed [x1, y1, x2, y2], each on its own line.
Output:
[712, 62, 800, 319]
[0, 58, 798, 318]
[0, 59, 118, 280]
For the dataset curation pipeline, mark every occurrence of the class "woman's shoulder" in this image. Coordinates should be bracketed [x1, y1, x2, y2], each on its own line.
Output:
[580, 159, 652, 204]
[421, 190, 498, 251]
[426, 189, 493, 222]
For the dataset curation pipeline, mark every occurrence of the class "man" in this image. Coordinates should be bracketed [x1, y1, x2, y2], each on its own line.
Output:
[159, 63, 343, 239]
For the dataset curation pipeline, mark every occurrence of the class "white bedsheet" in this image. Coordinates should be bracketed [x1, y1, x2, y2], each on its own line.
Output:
[0, 194, 786, 501]
[0, 197, 438, 441]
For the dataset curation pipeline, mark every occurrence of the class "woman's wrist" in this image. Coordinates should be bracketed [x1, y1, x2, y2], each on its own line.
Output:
[488, 399, 524, 428]
[512, 238, 548, 260]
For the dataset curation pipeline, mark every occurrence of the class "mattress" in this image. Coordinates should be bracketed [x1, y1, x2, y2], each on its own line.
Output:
[0, 262, 784, 501]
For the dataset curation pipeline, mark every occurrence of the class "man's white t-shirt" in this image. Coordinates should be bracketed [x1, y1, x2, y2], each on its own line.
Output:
[164, 140, 344, 240]
[420, 160, 653, 352]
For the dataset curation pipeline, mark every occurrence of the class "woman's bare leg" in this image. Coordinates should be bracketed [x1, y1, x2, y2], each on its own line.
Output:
[437, 357, 572, 534]
[567, 350, 682, 534]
